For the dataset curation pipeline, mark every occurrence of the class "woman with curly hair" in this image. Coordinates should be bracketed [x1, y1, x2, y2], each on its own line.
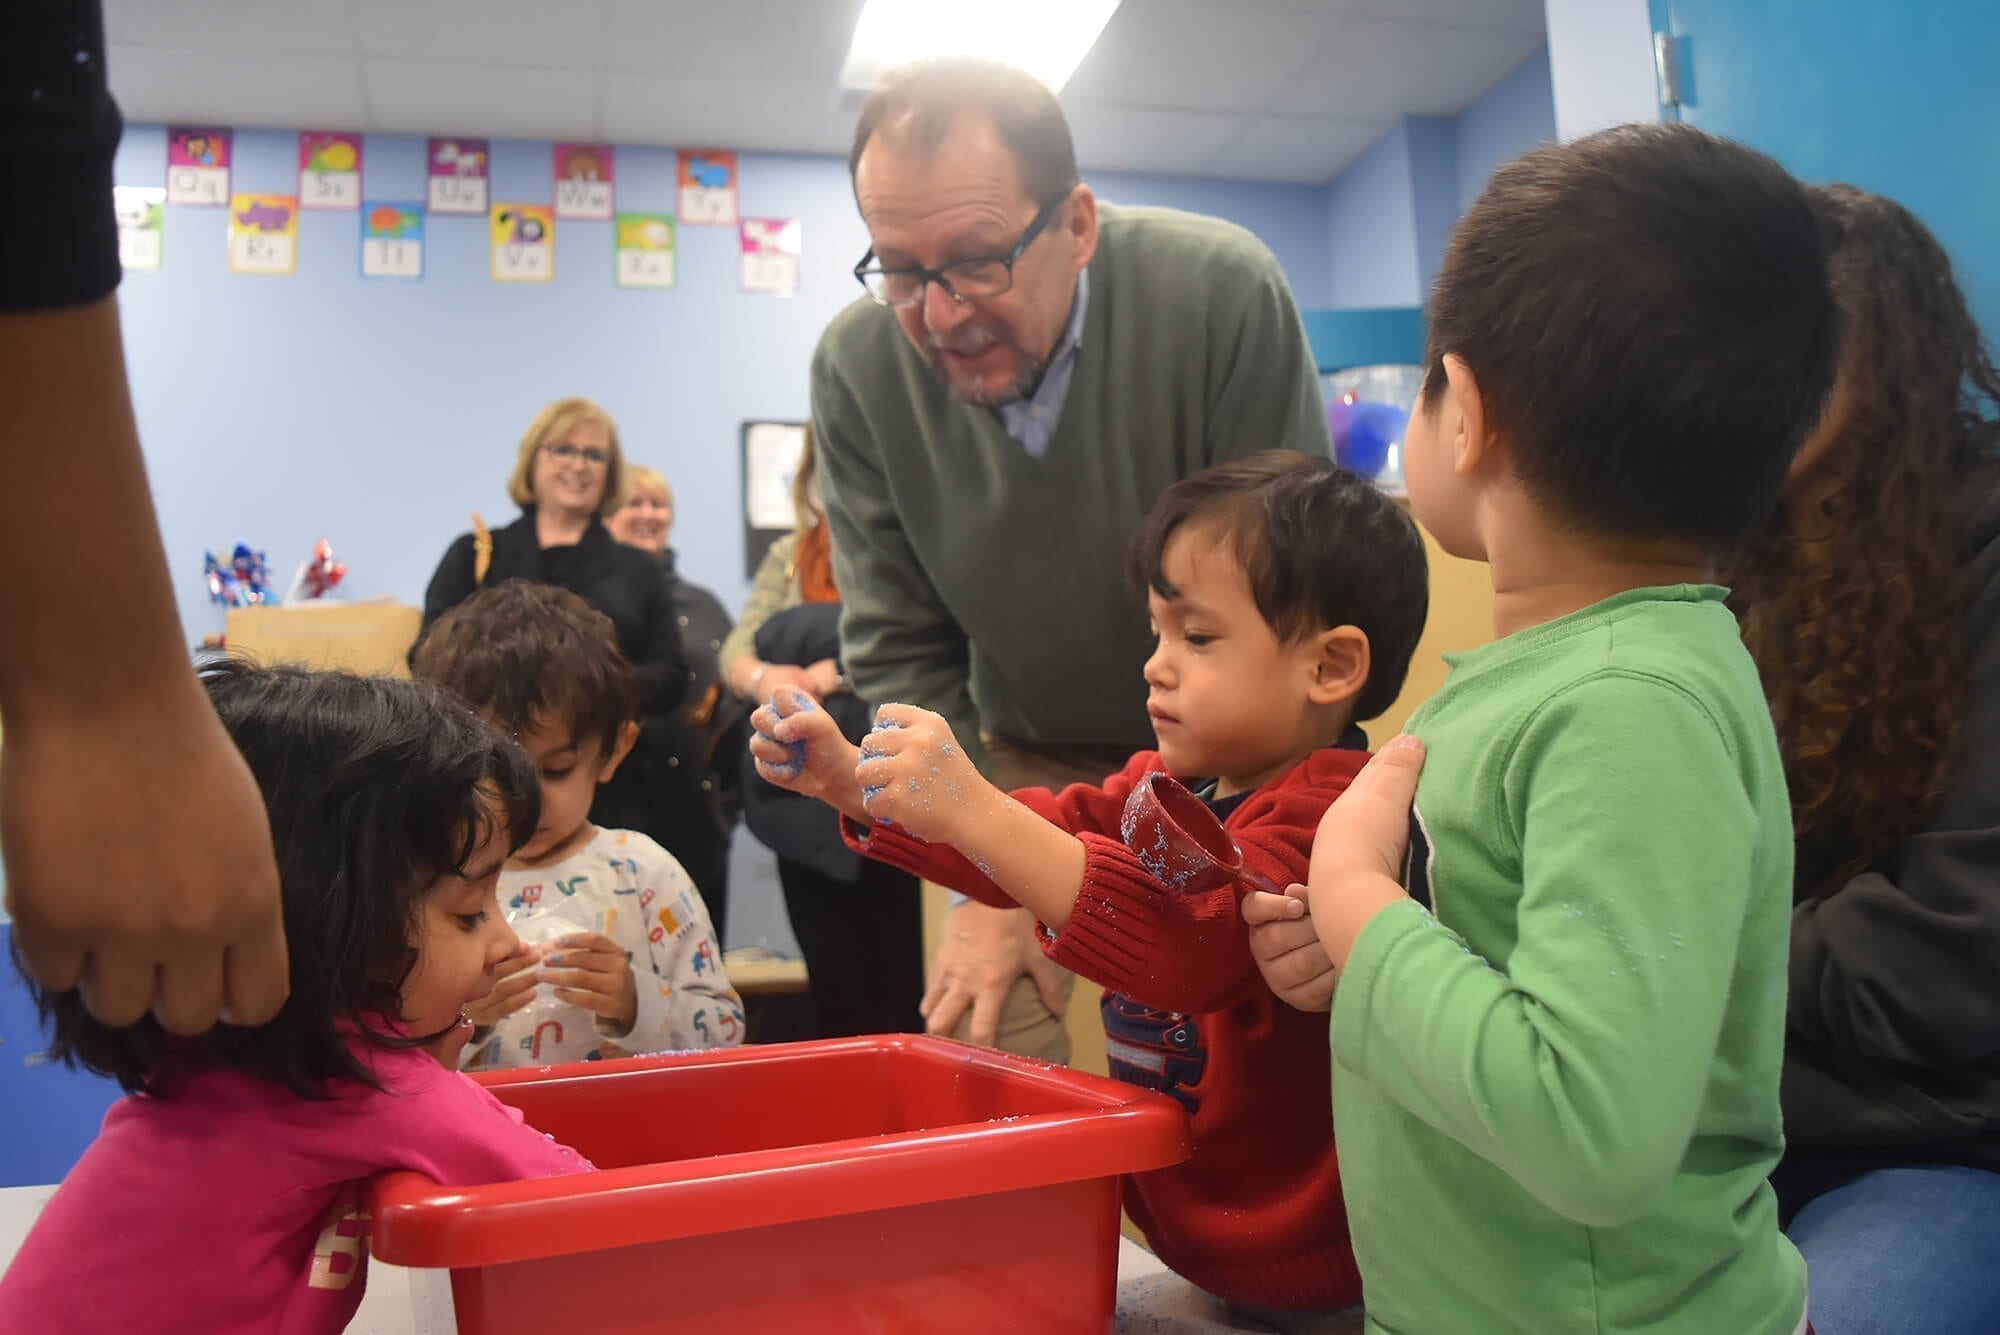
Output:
[1730, 184, 2000, 1334]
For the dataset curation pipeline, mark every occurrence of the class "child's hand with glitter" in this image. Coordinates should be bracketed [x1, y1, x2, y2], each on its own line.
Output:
[855, 704, 999, 845]
[749, 686, 870, 822]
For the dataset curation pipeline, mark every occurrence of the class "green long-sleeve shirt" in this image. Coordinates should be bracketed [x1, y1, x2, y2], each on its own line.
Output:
[1334, 586, 1807, 1335]
[809, 202, 1328, 776]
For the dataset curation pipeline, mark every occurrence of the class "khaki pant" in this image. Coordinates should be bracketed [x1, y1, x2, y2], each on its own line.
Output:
[930, 736, 1134, 1066]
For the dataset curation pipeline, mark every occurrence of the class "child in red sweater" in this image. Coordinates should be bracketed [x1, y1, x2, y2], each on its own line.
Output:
[752, 452, 1429, 1324]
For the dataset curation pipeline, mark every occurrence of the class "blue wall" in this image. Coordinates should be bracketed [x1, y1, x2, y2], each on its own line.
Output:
[1544, 0, 1661, 141]
[1649, 0, 2000, 336]
[1405, 118, 1461, 297]
[112, 127, 1335, 643]
[1455, 48, 1560, 210]
[1324, 124, 1418, 309]
[1321, 48, 1558, 309]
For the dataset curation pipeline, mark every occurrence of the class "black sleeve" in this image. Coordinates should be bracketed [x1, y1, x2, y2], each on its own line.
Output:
[417, 534, 479, 641]
[627, 563, 689, 715]
[1788, 527, 2000, 1069]
[6, 0, 123, 311]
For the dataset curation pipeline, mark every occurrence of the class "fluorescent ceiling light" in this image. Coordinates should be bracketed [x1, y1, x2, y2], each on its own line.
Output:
[839, 0, 1123, 95]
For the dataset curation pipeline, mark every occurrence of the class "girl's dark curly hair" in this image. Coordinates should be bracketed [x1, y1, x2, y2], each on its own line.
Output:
[1729, 184, 2000, 894]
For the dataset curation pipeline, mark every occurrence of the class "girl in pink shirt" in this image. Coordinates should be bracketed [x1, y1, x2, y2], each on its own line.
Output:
[0, 661, 593, 1334]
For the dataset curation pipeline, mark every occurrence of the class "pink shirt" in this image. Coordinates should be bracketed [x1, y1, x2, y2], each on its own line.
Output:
[0, 1043, 591, 1334]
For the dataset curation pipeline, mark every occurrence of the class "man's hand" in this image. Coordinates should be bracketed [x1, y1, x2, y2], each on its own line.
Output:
[2, 686, 288, 1033]
[921, 900, 1069, 1049]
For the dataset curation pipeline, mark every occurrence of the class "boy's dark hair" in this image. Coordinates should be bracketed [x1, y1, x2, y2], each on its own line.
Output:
[1130, 452, 1430, 722]
[1423, 122, 1838, 553]
[411, 580, 638, 752]
[26, 660, 539, 1097]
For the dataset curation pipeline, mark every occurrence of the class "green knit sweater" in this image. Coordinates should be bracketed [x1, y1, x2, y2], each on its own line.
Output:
[809, 203, 1328, 773]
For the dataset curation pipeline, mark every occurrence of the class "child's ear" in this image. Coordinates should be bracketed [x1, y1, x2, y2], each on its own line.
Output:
[1441, 354, 1492, 478]
[1307, 626, 1371, 707]
[596, 720, 641, 781]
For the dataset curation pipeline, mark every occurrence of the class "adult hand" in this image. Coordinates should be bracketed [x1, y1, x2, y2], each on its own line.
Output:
[805, 658, 844, 697]
[1, 686, 289, 1033]
[749, 663, 819, 705]
[540, 932, 638, 1034]
[1306, 736, 1425, 970]
[921, 900, 1069, 1048]
[855, 704, 998, 845]
[1242, 885, 1336, 1012]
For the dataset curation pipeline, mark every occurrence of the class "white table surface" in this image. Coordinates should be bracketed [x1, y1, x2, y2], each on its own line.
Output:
[0, 1184, 1329, 1333]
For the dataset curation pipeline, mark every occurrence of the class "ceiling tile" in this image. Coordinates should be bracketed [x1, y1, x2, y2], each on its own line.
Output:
[104, 0, 357, 56]
[1065, 0, 1341, 114]
[1347, 0, 1545, 35]
[604, 0, 863, 81]
[1273, 16, 1544, 118]
[1210, 115, 1388, 184]
[601, 74, 855, 154]
[362, 61, 601, 140]
[350, 0, 607, 70]
[1063, 104, 1251, 177]
[109, 44, 367, 128]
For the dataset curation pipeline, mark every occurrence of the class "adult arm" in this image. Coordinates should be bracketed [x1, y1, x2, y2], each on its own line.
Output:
[1201, 237, 1331, 466]
[0, 0, 286, 1033]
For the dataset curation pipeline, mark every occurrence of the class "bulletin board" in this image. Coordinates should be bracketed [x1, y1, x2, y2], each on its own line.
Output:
[741, 420, 808, 580]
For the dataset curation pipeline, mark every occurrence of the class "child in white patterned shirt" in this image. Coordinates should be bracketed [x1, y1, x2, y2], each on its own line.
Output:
[414, 579, 742, 1067]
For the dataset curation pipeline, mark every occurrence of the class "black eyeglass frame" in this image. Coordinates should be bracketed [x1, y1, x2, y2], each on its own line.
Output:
[852, 189, 1075, 307]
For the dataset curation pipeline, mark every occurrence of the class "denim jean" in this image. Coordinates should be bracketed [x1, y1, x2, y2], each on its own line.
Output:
[1787, 1164, 2000, 1335]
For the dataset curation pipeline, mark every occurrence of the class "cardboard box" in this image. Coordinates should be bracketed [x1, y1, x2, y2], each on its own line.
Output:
[223, 601, 422, 677]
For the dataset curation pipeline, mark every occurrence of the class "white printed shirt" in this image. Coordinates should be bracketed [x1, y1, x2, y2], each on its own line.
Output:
[465, 826, 743, 1069]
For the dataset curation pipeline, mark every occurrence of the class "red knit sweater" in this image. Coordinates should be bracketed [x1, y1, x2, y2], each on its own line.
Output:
[843, 746, 1366, 1311]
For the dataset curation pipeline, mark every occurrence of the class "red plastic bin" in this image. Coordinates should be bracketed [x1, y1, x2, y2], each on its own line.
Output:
[368, 1034, 1191, 1334]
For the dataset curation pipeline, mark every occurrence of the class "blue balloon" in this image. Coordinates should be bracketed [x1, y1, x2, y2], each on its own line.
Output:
[1329, 400, 1407, 480]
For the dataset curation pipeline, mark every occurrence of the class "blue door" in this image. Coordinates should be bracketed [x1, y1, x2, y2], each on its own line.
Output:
[0, 925, 119, 1185]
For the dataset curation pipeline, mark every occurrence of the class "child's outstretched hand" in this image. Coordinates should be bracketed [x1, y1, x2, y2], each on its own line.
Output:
[749, 686, 867, 820]
[539, 932, 639, 1035]
[1243, 885, 1336, 1012]
[856, 704, 1000, 845]
[1307, 735, 1425, 972]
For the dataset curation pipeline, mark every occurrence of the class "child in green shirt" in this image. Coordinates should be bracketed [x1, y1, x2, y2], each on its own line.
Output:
[1247, 124, 1838, 1333]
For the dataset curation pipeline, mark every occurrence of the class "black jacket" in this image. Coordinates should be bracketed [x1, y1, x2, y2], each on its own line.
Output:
[737, 602, 872, 883]
[636, 548, 741, 912]
[1778, 487, 2000, 1202]
[416, 508, 687, 714]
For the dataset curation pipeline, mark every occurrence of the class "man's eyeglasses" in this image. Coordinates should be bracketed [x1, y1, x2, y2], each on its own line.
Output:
[854, 190, 1072, 308]
[544, 442, 609, 467]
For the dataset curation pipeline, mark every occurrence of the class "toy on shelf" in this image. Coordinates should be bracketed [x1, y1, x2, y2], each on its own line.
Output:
[282, 538, 347, 604]
[203, 542, 273, 608]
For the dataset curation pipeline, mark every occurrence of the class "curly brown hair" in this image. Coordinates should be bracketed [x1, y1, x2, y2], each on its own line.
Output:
[1729, 184, 2000, 895]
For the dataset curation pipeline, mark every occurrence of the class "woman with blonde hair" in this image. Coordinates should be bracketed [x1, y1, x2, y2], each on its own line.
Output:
[416, 397, 687, 846]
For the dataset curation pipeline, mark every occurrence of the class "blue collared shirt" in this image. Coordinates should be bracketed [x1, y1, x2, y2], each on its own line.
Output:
[996, 270, 1090, 457]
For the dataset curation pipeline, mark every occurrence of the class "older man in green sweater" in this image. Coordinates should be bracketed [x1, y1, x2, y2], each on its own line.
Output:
[810, 58, 1330, 1061]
